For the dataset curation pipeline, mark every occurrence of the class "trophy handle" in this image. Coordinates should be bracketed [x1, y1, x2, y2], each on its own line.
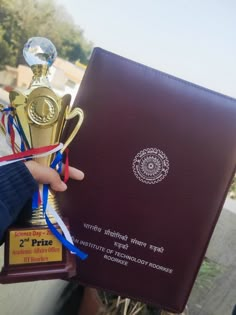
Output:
[61, 106, 84, 153]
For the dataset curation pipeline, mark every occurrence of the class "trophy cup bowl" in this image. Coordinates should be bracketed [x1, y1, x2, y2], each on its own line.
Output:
[0, 37, 84, 283]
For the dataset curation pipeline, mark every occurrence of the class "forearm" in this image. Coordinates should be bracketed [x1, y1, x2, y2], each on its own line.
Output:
[0, 162, 38, 240]
[0, 160, 84, 241]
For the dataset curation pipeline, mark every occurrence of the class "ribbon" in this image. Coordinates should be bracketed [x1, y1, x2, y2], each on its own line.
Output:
[43, 189, 88, 260]
[7, 114, 16, 153]
[41, 150, 88, 260]
[0, 143, 63, 166]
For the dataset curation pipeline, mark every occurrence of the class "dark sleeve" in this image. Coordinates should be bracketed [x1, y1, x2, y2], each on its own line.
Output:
[0, 162, 38, 240]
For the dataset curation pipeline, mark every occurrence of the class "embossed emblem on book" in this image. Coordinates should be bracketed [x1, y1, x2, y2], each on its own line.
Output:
[132, 148, 169, 184]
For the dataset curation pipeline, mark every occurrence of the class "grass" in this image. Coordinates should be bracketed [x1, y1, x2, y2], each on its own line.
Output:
[195, 258, 224, 291]
[98, 291, 162, 315]
[229, 177, 236, 199]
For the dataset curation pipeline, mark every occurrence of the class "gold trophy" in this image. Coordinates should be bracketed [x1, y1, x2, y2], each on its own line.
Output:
[0, 37, 85, 283]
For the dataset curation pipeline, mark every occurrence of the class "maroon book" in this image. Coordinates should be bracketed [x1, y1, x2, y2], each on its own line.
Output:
[60, 48, 236, 313]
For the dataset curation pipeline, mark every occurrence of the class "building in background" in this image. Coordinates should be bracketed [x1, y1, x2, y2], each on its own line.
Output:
[50, 57, 86, 104]
[0, 58, 86, 105]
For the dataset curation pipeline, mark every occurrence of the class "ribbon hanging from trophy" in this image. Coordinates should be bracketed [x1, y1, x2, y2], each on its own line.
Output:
[42, 149, 88, 259]
[1, 107, 18, 154]
[0, 106, 88, 261]
[0, 106, 29, 154]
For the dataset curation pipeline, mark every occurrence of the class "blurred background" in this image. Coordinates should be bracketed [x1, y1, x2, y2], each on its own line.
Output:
[0, 0, 93, 105]
[0, 0, 236, 106]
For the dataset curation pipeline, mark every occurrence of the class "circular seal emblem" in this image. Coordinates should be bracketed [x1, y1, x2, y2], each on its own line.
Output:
[132, 148, 169, 184]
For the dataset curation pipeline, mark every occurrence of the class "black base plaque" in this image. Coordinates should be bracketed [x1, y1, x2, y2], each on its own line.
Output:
[0, 223, 76, 284]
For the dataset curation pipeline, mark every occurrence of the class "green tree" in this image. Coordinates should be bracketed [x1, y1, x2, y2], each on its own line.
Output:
[0, 0, 93, 69]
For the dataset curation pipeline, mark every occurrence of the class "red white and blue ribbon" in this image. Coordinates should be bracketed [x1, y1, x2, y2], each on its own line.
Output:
[42, 150, 88, 259]
[0, 143, 63, 166]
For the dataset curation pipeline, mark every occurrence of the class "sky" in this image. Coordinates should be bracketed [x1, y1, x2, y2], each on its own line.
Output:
[56, 0, 236, 98]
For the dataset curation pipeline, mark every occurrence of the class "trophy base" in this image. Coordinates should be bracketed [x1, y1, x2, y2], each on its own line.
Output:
[0, 223, 77, 284]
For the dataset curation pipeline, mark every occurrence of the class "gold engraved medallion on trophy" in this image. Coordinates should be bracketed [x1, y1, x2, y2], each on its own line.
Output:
[28, 90, 59, 126]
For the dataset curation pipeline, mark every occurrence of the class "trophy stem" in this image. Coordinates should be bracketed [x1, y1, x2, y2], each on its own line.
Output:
[30, 64, 50, 88]
[28, 189, 60, 226]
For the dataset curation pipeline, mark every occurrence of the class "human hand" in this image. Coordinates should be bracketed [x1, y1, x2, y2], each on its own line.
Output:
[25, 160, 84, 192]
